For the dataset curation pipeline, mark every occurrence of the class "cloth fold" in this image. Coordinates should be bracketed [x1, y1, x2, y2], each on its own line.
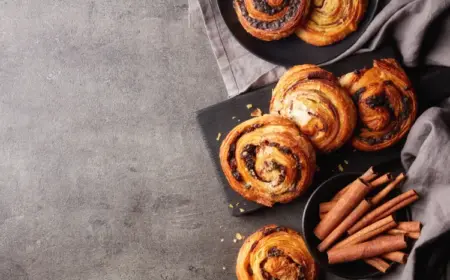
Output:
[190, 0, 450, 97]
[378, 99, 450, 279]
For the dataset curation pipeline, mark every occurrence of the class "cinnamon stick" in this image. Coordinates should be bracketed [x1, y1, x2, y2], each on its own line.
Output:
[322, 173, 400, 215]
[315, 179, 371, 240]
[370, 173, 394, 188]
[388, 229, 408, 235]
[364, 257, 391, 273]
[319, 201, 336, 213]
[407, 231, 421, 239]
[348, 190, 419, 235]
[317, 200, 371, 252]
[370, 173, 406, 205]
[331, 167, 377, 202]
[397, 221, 421, 232]
[332, 215, 397, 250]
[361, 166, 378, 182]
[382, 251, 408, 264]
[388, 229, 421, 240]
[327, 235, 407, 264]
[376, 195, 420, 220]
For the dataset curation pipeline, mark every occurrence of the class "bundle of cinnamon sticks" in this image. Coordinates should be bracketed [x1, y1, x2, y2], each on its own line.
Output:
[314, 167, 421, 273]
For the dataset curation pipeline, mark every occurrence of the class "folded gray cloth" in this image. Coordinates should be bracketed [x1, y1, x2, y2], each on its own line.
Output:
[190, 0, 450, 97]
[394, 99, 450, 280]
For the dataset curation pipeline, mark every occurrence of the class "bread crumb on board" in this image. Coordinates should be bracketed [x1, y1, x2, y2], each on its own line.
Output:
[239, 208, 245, 213]
[246, 104, 253, 109]
[250, 108, 262, 117]
[235, 233, 244, 240]
[338, 164, 344, 172]
[216, 132, 221, 141]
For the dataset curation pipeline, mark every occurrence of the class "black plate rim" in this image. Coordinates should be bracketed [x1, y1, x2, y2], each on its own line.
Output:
[302, 172, 411, 279]
[216, 0, 380, 66]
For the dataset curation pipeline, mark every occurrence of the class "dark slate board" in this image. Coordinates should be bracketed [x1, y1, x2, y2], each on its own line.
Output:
[196, 45, 449, 216]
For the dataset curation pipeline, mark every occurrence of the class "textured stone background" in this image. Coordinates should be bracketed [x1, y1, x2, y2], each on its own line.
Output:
[0, 1, 311, 279]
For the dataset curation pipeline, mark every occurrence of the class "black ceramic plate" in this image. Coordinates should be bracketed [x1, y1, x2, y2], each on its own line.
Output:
[217, 0, 379, 66]
[302, 172, 411, 279]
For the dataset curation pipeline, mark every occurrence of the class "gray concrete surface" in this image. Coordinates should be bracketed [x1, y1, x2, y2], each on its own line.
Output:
[0, 1, 306, 279]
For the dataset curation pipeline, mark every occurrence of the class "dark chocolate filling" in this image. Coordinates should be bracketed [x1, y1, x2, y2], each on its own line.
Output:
[355, 81, 414, 145]
[268, 247, 284, 257]
[352, 87, 366, 102]
[399, 95, 411, 121]
[235, 0, 300, 30]
[364, 93, 386, 109]
[263, 226, 287, 236]
[227, 124, 263, 181]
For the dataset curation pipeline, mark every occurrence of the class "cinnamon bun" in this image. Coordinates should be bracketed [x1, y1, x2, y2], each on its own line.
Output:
[295, 0, 367, 46]
[219, 115, 316, 207]
[236, 225, 318, 280]
[270, 65, 357, 153]
[339, 59, 418, 151]
[234, 0, 309, 41]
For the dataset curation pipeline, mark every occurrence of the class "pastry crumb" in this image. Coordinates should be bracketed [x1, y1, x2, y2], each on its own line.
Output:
[220, 238, 224, 242]
[246, 104, 253, 109]
[232, 116, 236, 119]
[250, 108, 262, 117]
[216, 132, 221, 141]
[228, 204, 234, 209]
[236, 233, 244, 240]
[223, 266, 226, 270]
[239, 208, 245, 213]
[233, 239, 237, 243]
[338, 164, 344, 172]
[237, 119, 241, 122]
[236, 202, 240, 206]
[344, 160, 349, 164]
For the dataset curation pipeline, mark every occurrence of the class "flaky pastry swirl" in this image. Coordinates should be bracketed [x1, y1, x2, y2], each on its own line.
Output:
[236, 225, 318, 280]
[270, 65, 357, 153]
[339, 59, 418, 151]
[234, 0, 309, 41]
[219, 115, 316, 207]
[295, 0, 367, 46]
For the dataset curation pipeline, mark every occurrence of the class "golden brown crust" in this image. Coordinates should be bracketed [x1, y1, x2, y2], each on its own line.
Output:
[236, 225, 318, 280]
[234, 0, 309, 41]
[219, 115, 316, 207]
[295, 0, 367, 46]
[270, 65, 357, 153]
[339, 59, 418, 151]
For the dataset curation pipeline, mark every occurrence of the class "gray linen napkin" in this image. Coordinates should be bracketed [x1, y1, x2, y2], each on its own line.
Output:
[393, 99, 450, 280]
[190, 0, 450, 97]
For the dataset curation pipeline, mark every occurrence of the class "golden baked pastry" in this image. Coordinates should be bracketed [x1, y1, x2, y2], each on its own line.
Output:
[234, 0, 309, 41]
[236, 225, 318, 280]
[219, 115, 316, 207]
[295, 0, 367, 46]
[270, 65, 357, 153]
[339, 59, 418, 151]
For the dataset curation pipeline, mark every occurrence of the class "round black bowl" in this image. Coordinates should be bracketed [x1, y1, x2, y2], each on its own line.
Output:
[302, 172, 411, 279]
[217, 0, 379, 66]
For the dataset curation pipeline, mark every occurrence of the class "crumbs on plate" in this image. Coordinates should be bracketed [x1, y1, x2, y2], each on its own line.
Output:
[250, 108, 262, 117]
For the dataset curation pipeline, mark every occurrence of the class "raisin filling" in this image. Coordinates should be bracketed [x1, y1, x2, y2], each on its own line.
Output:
[235, 0, 301, 30]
